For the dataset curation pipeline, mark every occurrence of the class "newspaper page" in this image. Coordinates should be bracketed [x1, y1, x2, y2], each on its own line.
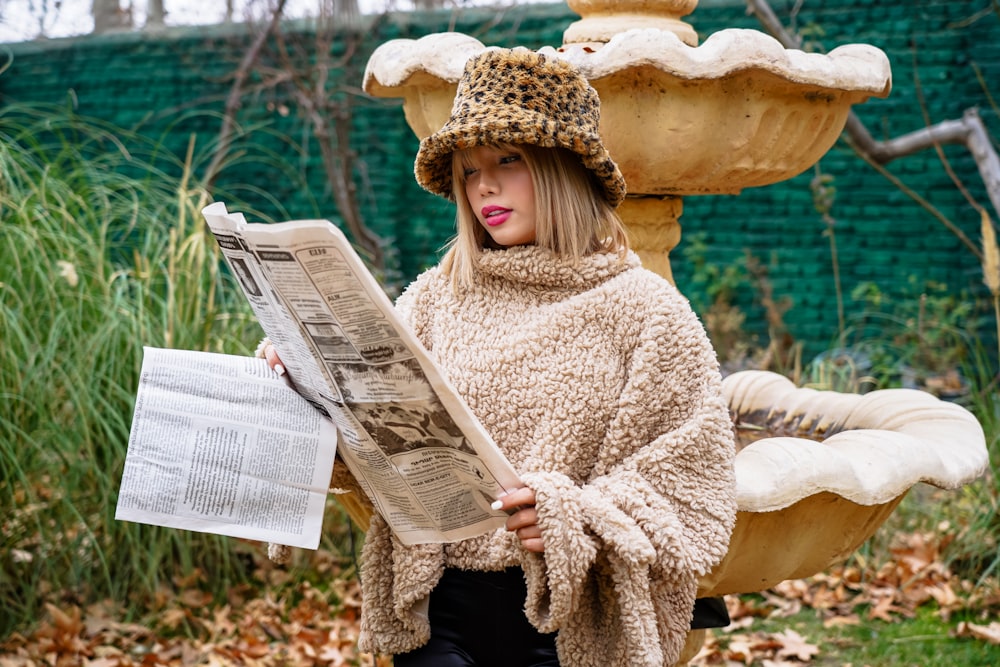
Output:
[201, 202, 523, 545]
[116, 346, 338, 549]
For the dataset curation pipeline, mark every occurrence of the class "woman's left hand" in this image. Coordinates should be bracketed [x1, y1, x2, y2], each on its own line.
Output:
[494, 487, 544, 553]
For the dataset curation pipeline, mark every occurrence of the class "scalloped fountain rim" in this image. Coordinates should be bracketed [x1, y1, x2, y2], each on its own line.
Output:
[363, 28, 892, 97]
[723, 370, 989, 513]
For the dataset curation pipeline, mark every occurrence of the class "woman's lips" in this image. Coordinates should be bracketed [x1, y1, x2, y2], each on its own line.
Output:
[482, 205, 511, 227]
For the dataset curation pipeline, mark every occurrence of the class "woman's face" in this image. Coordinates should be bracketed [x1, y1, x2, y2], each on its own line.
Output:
[462, 146, 536, 247]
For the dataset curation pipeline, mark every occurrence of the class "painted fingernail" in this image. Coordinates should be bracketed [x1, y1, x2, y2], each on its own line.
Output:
[274, 364, 286, 376]
[491, 500, 503, 511]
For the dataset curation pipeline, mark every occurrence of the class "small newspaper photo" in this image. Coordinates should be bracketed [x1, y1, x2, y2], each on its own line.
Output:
[116, 346, 338, 549]
[115, 202, 523, 548]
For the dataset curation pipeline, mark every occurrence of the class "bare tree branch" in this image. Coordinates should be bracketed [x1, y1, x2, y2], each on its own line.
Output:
[202, 0, 289, 190]
[745, 0, 1000, 222]
[146, 0, 165, 28]
[203, 2, 388, 274]
[964, 108, 1000, 219]
[848, 106, 1000, 231]
[92, 0, 132, 34]
[844, 139, 984, 259]
[746, 0, 802, 49]
[266, 11, 386, 272]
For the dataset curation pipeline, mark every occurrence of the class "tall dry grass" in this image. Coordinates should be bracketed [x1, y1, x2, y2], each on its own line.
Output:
[0, 104, 267, 634]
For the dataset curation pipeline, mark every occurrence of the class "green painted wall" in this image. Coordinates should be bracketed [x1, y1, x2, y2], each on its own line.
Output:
[3, 0, 998, 362]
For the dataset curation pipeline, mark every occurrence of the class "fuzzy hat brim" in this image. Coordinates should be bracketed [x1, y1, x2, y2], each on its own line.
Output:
[413, 48, 627, 207]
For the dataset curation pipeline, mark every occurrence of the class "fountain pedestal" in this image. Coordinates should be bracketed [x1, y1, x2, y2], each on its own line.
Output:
[563, 0, 700, 46]
[618, 196, 682, 282]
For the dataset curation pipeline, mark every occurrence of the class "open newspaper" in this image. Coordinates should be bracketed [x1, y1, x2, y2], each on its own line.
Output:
[116, 346, 339, 549]
[197, 201, 522, 545]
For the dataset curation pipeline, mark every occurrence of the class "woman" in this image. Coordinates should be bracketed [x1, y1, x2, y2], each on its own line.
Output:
[263, 47, 736, 667]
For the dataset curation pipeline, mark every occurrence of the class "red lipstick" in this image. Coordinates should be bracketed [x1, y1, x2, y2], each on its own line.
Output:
[481, 205, 511, 227]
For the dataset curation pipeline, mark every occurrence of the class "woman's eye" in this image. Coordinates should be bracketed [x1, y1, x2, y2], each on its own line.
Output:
[499, 155, 521, 165]
[463, 167, 479, 177]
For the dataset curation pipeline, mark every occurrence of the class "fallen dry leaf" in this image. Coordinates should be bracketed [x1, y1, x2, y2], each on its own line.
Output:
[955, 620, 1000, 645]
[774, 628, 820, 661]
[822, 613, 861, 628]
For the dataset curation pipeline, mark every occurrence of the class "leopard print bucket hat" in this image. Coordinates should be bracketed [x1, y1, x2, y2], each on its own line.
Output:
[414, 47, 627, 207]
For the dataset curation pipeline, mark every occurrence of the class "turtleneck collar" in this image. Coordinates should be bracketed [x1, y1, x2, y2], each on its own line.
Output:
[473, 245, 640, 290]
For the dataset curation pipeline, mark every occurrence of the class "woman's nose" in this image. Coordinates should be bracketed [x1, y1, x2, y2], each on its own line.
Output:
[477, 168, 498, 195]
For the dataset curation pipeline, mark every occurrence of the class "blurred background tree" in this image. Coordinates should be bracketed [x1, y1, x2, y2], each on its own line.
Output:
[0, 0, 524, 41]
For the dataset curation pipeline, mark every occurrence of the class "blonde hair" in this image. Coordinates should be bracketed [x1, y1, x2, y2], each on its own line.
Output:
[439, 144, 630, 288]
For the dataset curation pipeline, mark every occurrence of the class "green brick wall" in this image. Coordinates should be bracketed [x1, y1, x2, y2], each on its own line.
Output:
[3, 0, 998, 361]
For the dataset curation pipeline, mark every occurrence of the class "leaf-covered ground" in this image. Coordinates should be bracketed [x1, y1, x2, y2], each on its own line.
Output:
[691, 531, 1000, 666]
[2, 531, 997, 666]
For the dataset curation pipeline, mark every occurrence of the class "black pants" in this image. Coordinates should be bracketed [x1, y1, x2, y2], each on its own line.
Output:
[393, 567, 560, 667]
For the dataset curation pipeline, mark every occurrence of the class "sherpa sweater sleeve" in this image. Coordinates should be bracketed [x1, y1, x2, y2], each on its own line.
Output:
[517, 284, 737, 659]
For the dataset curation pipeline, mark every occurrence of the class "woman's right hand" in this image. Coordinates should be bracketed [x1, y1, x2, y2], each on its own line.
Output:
[494, 487, 545, 553]
[260, 340, 286, 376]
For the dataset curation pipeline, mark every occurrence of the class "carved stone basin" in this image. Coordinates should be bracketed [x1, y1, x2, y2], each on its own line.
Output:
[701, 370, 989, 597]
[363, 30, 891, 196]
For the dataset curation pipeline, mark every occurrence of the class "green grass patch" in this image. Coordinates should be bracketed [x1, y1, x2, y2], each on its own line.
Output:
[717, 603, 1000, 666]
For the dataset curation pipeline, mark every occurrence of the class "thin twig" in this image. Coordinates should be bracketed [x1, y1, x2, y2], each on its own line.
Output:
[202, 0, 289, 190]
[844, 137, 983, 260]
[269, 16, 385, 270]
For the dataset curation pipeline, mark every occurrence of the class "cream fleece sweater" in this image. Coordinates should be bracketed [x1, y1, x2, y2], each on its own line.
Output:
[357, 245, 736, 667]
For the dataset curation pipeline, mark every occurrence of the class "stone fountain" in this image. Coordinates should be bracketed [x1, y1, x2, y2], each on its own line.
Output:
[360, 0, 989, 662]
